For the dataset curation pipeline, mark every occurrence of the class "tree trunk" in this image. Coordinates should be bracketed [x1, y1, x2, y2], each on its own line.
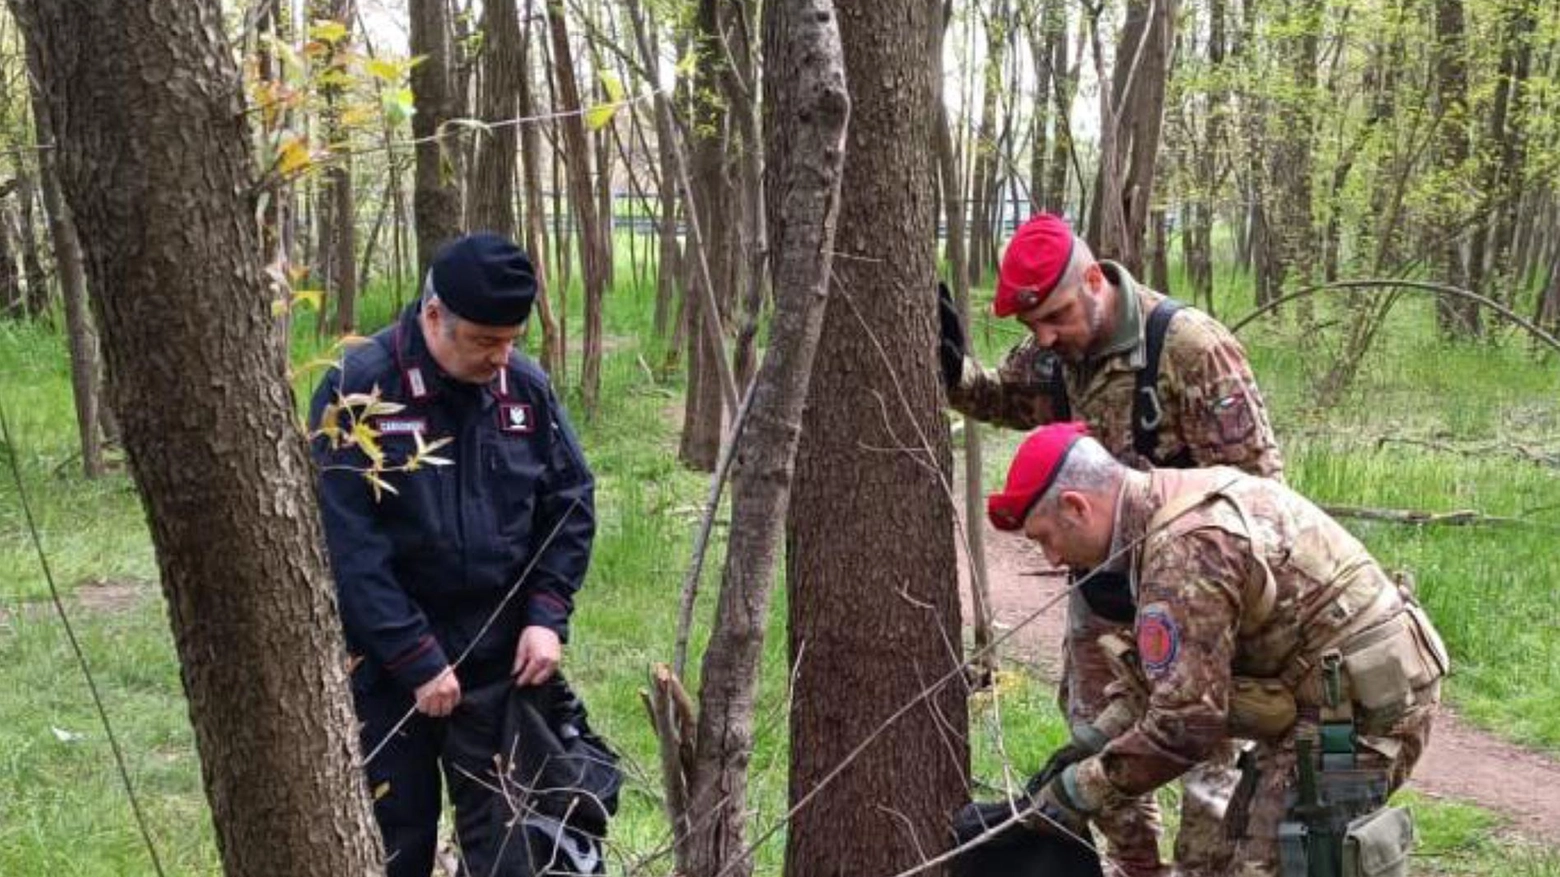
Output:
[12, 2, 384, 875]
[518, 0, 561, 375]
[1087, 0, 1174, 276]
[315, 0, 359, 335]
[1186, 0, 1224, 310]
[0, 206, 19, 314]
[937, 84, 995, 680]
[545, 0, 609, 411]
[16, 170, 48, 319]
[1433, 0, 1479, 334]
[729, 0, 768, 394]
[469, 0, 521, 239]
[1045, 8, 1075, 216]
[681, 8, 848, 874]
[26, 45, 105, 477]
[785, 0, 970, 874]
[410, 0, 463, 275]
[679, 0, 739, 470]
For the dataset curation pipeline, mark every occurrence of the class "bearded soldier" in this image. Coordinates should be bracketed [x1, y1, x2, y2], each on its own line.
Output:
[940, 213, 1282, 876]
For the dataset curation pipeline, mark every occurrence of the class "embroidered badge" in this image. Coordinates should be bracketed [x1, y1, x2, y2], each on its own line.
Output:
[1209, 388, 1256, 444]
[1137, 604, 1180, 676]
[500, 403, 535, 434]
[372, 417, 428, 437]
[405, 367, 429, 400]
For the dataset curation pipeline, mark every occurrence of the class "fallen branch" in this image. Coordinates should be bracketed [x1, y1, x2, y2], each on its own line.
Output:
[1321, 504, 1559, 530]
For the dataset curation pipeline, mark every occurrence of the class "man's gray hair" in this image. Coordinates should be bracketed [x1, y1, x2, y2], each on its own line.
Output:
[1056, 236, 1096, 293]
[1032, 435, 1121, 515]
[421, 273, 460, 338]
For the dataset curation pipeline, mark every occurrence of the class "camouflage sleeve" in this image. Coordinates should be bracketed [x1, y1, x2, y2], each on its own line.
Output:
[945, 338, 1067, 430]
[1071, 529, 1248, 809]
[1168, 321, 1285, 481]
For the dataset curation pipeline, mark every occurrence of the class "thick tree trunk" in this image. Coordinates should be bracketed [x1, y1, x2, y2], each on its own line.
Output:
[410, 0, 463, 275]
[12, 2, 383, 875]
[1045, 9, 1075, 216]
[469, 0, 520, 239]
[682, 9, 848, 875]
[785, 0, 970, 874]
[545, 0, 608, 411]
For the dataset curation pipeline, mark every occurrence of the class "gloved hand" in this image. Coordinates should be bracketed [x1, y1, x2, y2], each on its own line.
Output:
[1027, 766, 1092, 840]
[937, 281, 967, 390]
[1027, 740, 1096, 794]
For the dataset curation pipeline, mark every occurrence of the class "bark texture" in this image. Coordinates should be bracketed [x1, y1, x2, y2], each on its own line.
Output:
[12, 2, 383, 875]
[785, 0, 970, 874]
[410, 0, 463, 275]
[682, 7, 849, 875]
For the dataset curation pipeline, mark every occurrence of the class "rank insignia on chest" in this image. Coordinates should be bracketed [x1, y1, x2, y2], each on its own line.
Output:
[500, 403, 535, 434]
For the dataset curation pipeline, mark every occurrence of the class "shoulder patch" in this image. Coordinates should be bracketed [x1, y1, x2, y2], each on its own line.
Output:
[1136, 603, 1180, 675]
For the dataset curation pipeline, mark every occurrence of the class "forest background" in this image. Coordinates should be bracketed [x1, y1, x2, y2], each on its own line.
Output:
[0, 0, 1558, 874]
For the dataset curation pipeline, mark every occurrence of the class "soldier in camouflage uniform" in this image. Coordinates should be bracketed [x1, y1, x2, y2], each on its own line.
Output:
[988, 425, 1445, 877]
[940, 214, 1282, 876]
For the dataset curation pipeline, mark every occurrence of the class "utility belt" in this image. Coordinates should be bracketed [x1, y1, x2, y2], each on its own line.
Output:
[1237, 598, 1446, 877]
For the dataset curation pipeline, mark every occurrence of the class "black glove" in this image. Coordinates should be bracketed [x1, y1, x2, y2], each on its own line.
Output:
[937, 281, 967, 390]
[1025, 741, 1096, 796]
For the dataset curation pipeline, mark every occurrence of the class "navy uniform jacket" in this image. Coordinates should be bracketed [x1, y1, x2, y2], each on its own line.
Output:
[308, 306, 595, 692]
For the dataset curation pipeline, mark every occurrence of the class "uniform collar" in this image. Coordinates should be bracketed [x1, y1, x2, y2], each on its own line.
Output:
[1111, 473, 1160, 573]
[397, 306, 501, 407]
[1088, 261, 1145, 366]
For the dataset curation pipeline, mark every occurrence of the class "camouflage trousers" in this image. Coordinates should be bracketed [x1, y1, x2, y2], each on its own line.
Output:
[1225, 694, 1436, 877]
[1062, 595, 1242, 877]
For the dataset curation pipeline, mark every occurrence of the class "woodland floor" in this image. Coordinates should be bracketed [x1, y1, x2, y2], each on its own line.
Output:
[957, 512, 1560, 846]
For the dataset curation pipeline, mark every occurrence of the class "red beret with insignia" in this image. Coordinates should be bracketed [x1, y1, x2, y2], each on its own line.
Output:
[987, 421, 1089, 531]
[994, 214, 1077, 318]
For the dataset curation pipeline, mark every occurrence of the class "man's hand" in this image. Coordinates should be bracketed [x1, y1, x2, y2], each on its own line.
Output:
[937, 281, 967, 390]
[1028, 767, 1093, 840]
[1028, 740, 1096, 793]
[413, 667, 462, 717]
[512, 625, 562, 686]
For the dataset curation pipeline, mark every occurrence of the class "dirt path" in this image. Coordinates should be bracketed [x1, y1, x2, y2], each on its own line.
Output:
[958, 516, 1560, 844]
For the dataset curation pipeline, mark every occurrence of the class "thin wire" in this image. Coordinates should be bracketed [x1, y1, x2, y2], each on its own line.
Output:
[0, 397, 168, 877]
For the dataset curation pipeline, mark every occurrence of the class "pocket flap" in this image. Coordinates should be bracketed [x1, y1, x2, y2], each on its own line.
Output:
[1344, 806, 1414, 877]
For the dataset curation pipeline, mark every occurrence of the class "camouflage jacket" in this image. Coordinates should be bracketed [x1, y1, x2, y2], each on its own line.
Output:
[948, 263, 1283, 478]
[1069, 468, 1447, 809]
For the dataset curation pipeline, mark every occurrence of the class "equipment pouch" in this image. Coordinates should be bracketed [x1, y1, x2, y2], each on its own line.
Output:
[1342, 806, 1414, 877]
[1229, 677, 1298, 738]
[1341, 618, 1433, 714]
[1403, 603, 1450, 678]
[1277, 821, 1309, 877]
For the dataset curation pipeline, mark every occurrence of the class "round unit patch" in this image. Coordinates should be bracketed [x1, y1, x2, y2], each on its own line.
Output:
[1136, 604, 1180, 675]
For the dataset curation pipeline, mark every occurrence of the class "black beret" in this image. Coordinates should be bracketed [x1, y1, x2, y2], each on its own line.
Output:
[429, 232, 537, 326]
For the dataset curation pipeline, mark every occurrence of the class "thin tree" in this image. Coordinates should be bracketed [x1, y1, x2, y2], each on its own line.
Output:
[10, 1, 384, 875]
[411, 0, 463, 274]
[785, 0, 970, 873]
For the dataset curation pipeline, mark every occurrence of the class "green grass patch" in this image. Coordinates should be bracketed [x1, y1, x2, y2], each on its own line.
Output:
[2, 240, 1558, 871]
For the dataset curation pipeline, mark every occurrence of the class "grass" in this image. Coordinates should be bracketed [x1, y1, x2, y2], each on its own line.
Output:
[1, 238, 1557, 873]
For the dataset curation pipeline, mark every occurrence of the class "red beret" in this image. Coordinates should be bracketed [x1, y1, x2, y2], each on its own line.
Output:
[994, 214, 1076, 317]
[987, 422, 1089, 531]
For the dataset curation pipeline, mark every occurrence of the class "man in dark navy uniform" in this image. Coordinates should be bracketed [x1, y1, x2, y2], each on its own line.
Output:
[310, 233, 596, 876]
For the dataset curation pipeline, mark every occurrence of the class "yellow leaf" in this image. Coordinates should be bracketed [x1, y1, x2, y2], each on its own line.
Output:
[364, 399, 406, 417]
[599, 71, 625, 103]
[364, 470, 399, 500]
[271, 299, 288, 318]
[584, 102, 617, 132]
[674, 49, 699, 79]
[309, 19, 350, 44]
[291, 290, 324, 312]
[365, 57, 402, 82]
[373, 781, 391, 801]
[277, 136, 313, 177]
[338, 391, 382, 409]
